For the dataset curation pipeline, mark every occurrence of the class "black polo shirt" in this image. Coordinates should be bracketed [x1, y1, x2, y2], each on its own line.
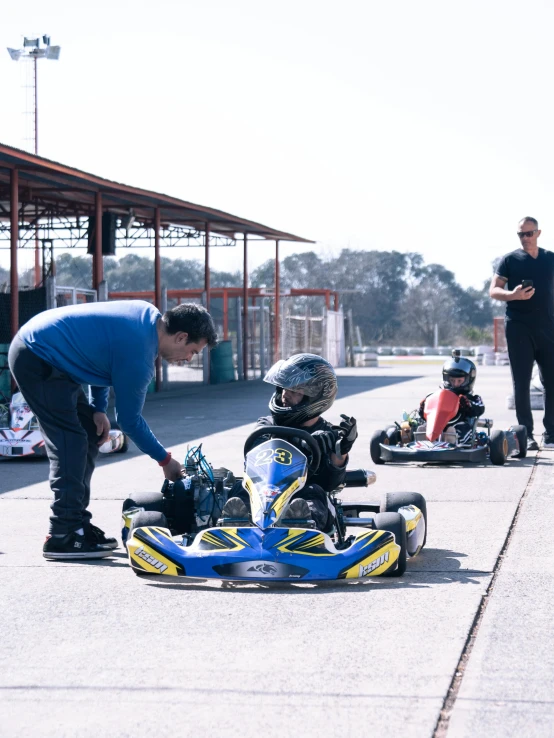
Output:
[496, 247, 554, 324]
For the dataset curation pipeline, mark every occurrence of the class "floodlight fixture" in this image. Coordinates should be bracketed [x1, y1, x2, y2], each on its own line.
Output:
[7, 48, 21, 61]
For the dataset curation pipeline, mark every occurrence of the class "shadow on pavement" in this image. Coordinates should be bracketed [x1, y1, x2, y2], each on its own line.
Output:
[0, 374, 419, 495]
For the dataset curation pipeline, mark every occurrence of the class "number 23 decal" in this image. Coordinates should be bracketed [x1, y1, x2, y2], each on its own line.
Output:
[255, 447, 292, 466]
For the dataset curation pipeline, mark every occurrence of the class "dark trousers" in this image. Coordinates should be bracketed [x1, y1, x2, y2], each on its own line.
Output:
[506, 319, 554, 438]
[8, 335, 99, 534]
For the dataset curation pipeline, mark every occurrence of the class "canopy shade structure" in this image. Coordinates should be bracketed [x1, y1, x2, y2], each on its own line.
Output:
[0, 142, 312, 243]
[0, 142, 314, 386]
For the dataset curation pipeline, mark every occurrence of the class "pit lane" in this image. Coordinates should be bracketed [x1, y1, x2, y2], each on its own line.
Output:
[1, 364, 552, 738]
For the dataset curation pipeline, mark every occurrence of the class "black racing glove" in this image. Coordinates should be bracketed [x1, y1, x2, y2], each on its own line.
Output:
[311, 429, 340, 457]
[337, 414, 358, 454]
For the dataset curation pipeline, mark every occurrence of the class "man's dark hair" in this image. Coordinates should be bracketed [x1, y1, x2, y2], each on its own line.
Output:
[519, 216, 539, 228]
[162, 303, 218, 347]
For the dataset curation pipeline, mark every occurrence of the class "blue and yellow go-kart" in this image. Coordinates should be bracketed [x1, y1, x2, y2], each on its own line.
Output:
[125, 427, 427, 581]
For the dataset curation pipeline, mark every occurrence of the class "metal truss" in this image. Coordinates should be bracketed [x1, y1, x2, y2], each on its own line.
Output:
[0, 200, 236, 249]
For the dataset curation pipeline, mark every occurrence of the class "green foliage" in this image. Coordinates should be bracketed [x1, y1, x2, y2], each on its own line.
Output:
[24, 250, 498, 344]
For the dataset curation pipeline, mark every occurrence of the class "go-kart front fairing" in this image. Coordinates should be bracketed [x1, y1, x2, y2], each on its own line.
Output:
[126, 431, 404, 581]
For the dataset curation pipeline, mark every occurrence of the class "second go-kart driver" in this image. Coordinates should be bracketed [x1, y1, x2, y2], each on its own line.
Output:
[417, 355, 484, 444]
[222, 354, 358, 531]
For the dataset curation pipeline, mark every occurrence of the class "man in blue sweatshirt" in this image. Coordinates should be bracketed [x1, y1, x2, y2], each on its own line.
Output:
[8, 300, 217, 560]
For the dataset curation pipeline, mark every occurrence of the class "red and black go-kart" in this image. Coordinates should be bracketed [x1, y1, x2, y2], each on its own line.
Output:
[370, 388, 527, 466]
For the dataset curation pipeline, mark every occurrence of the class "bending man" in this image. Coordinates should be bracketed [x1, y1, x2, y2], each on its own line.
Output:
[9, 300, 217, 560]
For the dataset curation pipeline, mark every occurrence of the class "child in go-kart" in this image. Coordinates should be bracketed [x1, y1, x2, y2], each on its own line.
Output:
[416, 354, 484, 444]
[221, 353, 358, 532]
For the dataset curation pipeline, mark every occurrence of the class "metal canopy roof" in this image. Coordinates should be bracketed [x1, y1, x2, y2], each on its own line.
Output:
[0, 142, 313, 243]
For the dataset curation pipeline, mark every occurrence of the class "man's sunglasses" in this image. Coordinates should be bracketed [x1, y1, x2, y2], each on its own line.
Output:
[517, 230, 537, 239]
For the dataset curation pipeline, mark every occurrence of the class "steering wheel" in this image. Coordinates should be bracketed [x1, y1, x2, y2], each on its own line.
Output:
[243, 426, 321, 474]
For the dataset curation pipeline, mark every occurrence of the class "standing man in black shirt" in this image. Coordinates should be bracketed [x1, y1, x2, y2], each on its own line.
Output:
[490, 216, 554, 449]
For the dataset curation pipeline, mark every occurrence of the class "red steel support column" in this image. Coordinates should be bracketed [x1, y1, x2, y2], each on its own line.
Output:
[223, 290, 228, 340]
[274, 240, 280, 361]
[204, 222, 210, 312]
[154, 208, 162, 391]
[10, 169, 19, 339]
[334, 292, 339, 311]
[93, 192, 103, 290]
[325, 290, 330, 310]
[243, 233, 248, 379]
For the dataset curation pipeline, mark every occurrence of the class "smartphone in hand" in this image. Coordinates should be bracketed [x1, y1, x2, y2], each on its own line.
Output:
[521, 279, 534, 290]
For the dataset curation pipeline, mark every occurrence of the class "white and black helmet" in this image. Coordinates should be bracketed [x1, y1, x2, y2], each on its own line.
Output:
[264, 353, 338, 426]
[442, 350, 477, 394]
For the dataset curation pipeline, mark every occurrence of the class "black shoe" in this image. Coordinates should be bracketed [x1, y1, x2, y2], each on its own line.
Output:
[527, 436, 539, 451]
[220, 497, 249, 522]
[281, 499, 315, 527]
[543, 434, 554, 449]
[85, 523, 118, 550]
[43, 531, 115, 560]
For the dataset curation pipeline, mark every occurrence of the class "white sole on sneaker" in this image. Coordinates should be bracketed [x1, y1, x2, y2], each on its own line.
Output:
[43, 550, 114, 560]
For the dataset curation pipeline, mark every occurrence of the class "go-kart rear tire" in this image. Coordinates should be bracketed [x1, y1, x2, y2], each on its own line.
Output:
[370, 430, 388, 465]
[512, 424, 528, 458]
[489, 429, 508, 465]
[122, 491, 164, 514]
[380, 491, 427, 548]
[373, 512, 407, 577]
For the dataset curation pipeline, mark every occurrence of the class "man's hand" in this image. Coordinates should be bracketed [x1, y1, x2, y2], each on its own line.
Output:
[311, 429, 340, 457]
[162, 457, 184, 481]
[511, 284, 535, 301]
[337, 414, 358, 454]
[93, 412, 111, 446]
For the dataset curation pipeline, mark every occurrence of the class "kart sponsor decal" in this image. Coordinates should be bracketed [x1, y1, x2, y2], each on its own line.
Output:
[272, 529, 333, 556]
[133, 546, 168, 573]
[359, 552, 389, 577]
[213, 560, 309, 579]
[414, 440, 452, 449]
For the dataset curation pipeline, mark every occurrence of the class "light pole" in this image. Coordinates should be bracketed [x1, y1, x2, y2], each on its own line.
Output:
[7, 36, 61, 285]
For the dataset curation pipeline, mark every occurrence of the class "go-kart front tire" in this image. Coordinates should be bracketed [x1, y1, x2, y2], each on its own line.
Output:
[489, 430, 508, 465]
[374, 512, 407, 577]
[370, 430, 388, 465]
[381, 491, 427, 548]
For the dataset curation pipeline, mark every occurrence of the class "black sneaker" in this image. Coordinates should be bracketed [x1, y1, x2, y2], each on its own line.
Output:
[85, 523, 118, 550]
[43, 531, 114, 560]
[527, 435, 539, 451]
[543, 434, 554, 449]
[219, 497, 249, 523]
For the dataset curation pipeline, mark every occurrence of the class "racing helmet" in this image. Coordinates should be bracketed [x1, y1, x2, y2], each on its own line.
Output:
[442, 350, 477, 394]
[264, 353, 338, 426]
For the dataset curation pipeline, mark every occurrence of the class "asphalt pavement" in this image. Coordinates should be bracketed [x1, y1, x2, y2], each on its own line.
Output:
[1, 364, 552, 738]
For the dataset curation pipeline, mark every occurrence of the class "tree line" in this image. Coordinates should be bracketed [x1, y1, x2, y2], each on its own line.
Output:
[1, 250, 500, 345]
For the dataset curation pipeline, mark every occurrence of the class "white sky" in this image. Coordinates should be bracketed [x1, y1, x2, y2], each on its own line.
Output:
[2, 0, 554, 288]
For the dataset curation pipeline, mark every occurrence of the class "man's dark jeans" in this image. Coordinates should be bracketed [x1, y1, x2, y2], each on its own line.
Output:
[505, 318, 554, 438]
[8, 335, 99, 535]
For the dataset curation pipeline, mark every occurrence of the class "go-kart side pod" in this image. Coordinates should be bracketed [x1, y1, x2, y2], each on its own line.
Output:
[126, 524, 402, 581]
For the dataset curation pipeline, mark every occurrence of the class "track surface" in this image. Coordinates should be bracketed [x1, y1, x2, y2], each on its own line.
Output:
[1, 364, 553, 738]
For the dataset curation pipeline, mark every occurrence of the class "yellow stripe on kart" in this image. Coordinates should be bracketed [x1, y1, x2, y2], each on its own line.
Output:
[127, 535, 181, 576]
[341, 539, 400, 579]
